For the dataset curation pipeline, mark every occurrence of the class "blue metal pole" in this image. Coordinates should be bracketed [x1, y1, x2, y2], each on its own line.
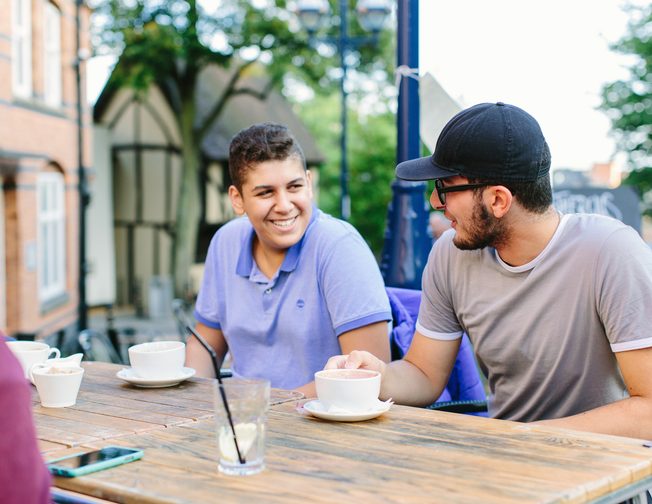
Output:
[396, 0, 420, 164]
[380, 0, 430, 289]
[339, 0, 351, 221]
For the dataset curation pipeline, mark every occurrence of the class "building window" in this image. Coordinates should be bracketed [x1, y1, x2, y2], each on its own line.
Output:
[205, 162, 235, 224]
[37, 173, 66, 302]
[43, 2, 62, 107]
[11, 0, 32, 98]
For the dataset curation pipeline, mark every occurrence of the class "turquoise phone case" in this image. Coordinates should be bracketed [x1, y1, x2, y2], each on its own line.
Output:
[48, 446, 144, 477]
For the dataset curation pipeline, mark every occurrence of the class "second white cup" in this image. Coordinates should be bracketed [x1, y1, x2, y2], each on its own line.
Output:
[128, 341, 185, 379]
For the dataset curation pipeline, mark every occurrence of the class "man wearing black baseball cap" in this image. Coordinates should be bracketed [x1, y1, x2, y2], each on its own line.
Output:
[327, 102, 652, 438]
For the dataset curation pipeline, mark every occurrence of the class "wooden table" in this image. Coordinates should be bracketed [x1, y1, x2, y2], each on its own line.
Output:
[34, 361, 302, 454]
[35, 362, 652, 503]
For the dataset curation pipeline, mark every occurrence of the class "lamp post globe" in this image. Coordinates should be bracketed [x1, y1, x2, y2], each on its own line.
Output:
[296, 0, 330, 33]
[355, 0, 391, 32]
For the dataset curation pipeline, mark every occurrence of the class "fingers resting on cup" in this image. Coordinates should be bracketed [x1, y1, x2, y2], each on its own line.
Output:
[324, 355, 348, 370]
[324, 350, 384, 374]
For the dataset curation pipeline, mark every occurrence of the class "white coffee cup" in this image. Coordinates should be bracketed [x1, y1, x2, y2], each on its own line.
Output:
[30, 364, 84, 408]
[314, 369, 381, 413]
[7, 341, 61, 379]
[128, 341, 185, 380]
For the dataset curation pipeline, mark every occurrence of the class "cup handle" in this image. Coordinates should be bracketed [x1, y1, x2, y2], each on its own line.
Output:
[48, 348, 61, 360]
[29, 362, 49, 383]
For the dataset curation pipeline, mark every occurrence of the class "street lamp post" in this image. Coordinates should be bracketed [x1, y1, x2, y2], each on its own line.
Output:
[74, 0, 89, 330]
[296, 0, 390, 221]
[380, 0, 430, 289]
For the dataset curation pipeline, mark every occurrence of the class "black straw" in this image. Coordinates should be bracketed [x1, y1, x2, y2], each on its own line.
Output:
[185, 325, 245, 465]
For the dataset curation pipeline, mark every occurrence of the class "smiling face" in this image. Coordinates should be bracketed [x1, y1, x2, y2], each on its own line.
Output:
[229, 156, 313, 257]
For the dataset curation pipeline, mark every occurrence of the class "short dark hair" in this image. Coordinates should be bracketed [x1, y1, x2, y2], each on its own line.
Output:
[228, 123, 306, 191]
[469, 173, 552, 214]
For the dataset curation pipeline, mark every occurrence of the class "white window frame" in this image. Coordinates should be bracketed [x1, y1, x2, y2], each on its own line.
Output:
[43, 2, 62, 107]
[37, 173, 66, 302]
[11, 0, 32, 98]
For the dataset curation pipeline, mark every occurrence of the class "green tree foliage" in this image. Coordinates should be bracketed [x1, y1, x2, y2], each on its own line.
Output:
[295, 93, 341, 215]
[91, 0, 392, 294]
[296, 93, 396, 257]
[601, 3, 652, 216]
[288, 2, 397, 257]
[349, 111, 396, 256]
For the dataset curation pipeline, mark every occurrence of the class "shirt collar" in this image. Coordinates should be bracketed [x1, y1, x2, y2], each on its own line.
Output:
[235, 205, 319, 277]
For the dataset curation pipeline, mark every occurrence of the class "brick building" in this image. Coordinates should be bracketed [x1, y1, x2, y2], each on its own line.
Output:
[0, 0, 90, 340]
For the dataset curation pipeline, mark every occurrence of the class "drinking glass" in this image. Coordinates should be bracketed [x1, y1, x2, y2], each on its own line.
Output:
[214, 378, 270, 476]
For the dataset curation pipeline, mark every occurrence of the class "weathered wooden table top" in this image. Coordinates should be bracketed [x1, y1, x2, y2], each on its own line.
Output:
[33, 361, 302, 453]
[34, 362, 652, 503]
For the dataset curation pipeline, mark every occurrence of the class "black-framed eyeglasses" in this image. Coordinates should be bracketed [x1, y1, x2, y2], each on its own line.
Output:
[434, 179, 488, 206]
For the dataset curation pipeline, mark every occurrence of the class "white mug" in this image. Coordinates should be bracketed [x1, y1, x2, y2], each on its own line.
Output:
[128, 341, 185, 379]
[30, 364, 84, 408]
[315, 369, 381, 413]
[7, 341, 61, 379]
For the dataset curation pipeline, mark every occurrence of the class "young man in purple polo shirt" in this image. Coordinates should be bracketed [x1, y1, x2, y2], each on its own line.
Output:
[186, 123, 391, 396]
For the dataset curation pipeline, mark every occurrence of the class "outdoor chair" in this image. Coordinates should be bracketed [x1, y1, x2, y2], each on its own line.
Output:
[386, 286, 488, 415]
[172, 298, 193, 342]
[78, 329, 123, 364]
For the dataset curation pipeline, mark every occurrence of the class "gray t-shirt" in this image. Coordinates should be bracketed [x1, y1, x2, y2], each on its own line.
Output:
[417, 213, 652, 421]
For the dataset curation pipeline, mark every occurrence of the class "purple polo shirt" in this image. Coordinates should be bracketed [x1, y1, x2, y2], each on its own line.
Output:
[0, 340, 52, 503]
[194, 208, 391, 389]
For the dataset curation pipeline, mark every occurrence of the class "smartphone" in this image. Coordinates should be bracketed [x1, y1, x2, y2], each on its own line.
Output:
[47, 446, 143, 477]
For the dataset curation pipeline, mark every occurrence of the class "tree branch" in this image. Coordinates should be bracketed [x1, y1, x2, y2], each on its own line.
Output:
[231, 77, 277, 101]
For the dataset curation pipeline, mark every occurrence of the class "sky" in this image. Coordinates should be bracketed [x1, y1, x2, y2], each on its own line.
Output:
[419, 0, 637, 172]
[87, 0, 640, 172]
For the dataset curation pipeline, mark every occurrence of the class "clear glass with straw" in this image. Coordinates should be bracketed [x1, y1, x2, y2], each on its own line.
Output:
[185, 325, 270, 476]
[214, 377, 270, 475]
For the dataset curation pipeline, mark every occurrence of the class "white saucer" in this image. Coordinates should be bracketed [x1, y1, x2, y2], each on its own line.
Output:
[303, 399, 391, 422]
[116, 367, 196, 388]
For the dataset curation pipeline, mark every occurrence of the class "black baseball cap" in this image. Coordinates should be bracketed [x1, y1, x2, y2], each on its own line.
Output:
[396, 102, 551, 182]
